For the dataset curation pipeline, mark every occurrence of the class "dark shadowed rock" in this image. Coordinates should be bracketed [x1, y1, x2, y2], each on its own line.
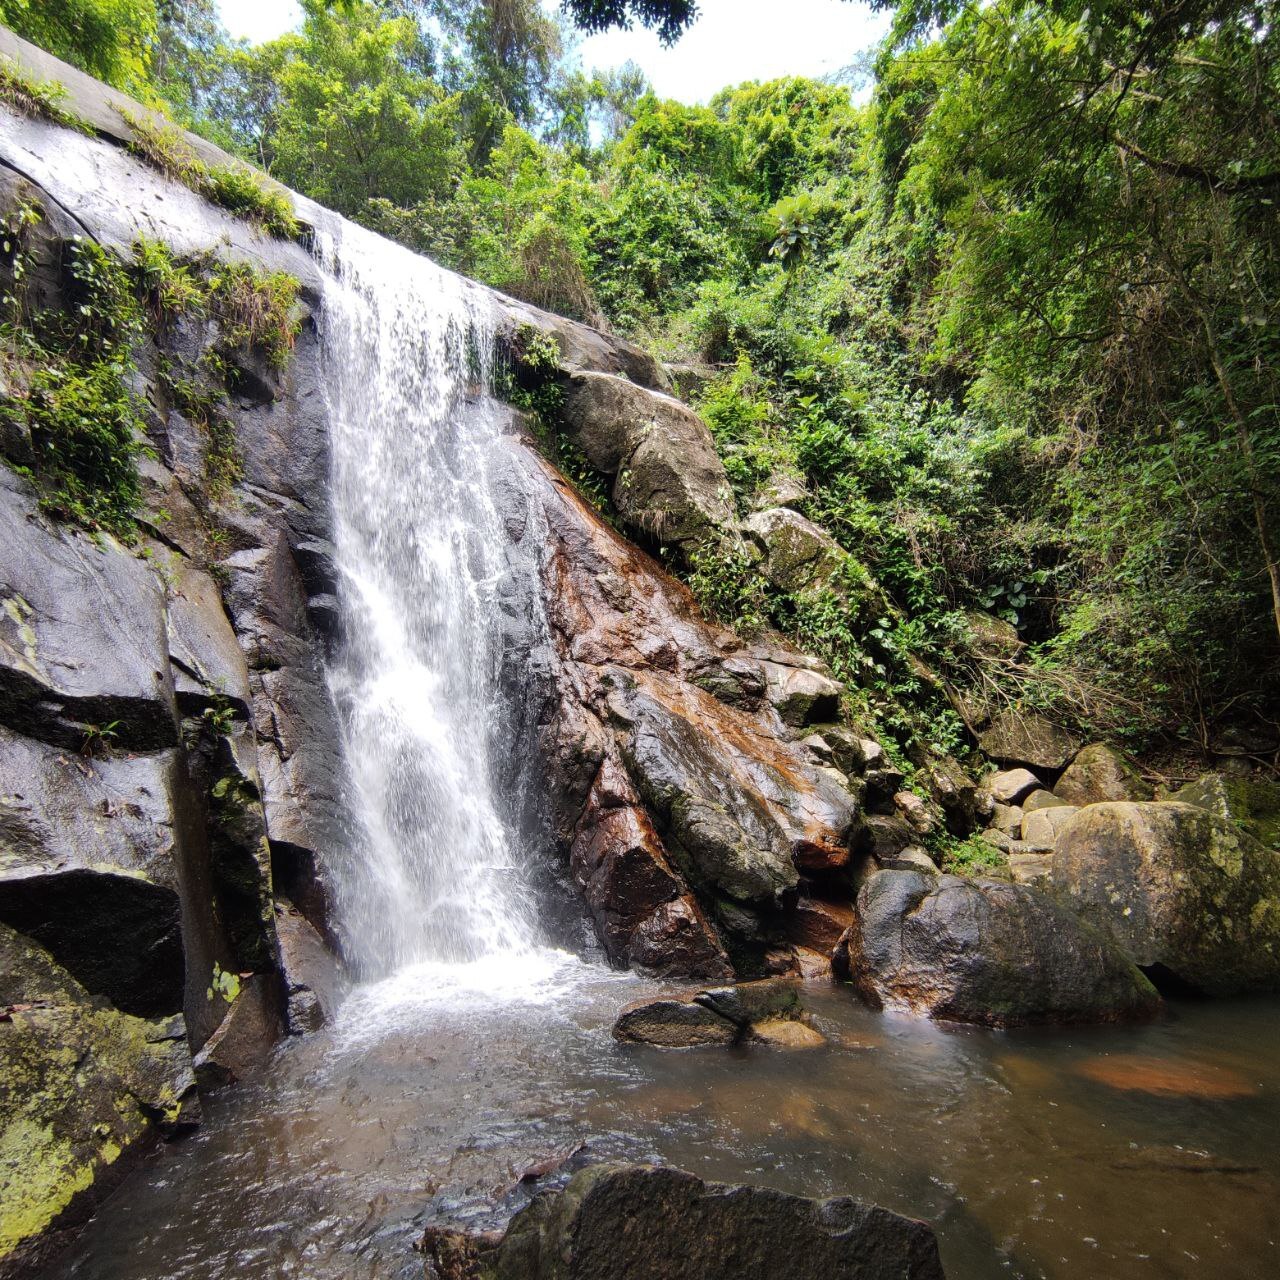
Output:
[612, 998, 738, 1048]
[1053, 801, 1280, 994]
[1054, 744, 1152, 808]
[0, 730, 187, 1015]
[475, 1163, 946, 1280]
[274, 901, 343, 1033]
[835, 869, 1159, 1026]
[979, 711, 1081, 772]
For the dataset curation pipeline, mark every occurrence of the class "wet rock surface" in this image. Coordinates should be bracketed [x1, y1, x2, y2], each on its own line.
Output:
[613, 977, 825, 1049]
[835, 870, 1160, 1026]
[1053, 801, 1280, 994]
[0, 924, 199, 1277]
[425, 1163, 947, 1279]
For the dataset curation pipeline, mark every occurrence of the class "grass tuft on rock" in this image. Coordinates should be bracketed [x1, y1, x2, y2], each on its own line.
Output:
[120, 110, 299, 241]
[0, 60, 92, 135]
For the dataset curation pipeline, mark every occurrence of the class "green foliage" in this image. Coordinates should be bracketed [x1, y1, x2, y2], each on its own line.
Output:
[1, 235, 145, 533]
[205, 261, 301, 368]
[0, 0, 157, 92]
[0, 59, 91, 133]
[933, 832, 1006, 876]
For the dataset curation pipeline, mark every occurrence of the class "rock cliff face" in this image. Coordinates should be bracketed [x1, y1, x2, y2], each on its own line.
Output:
[0, 31, 877, 1268]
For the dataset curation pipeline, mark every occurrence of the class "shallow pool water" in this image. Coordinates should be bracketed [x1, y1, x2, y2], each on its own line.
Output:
[44, 955, 1280, 1280]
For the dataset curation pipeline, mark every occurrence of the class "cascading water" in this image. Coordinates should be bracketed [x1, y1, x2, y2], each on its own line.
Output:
[314, 218, 544, 982]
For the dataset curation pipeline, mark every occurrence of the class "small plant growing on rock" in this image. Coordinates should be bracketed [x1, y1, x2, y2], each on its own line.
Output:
[80, 719, 121, 758]
[120, 109, 299, 241]
[0, 60, 91, 134]
[207, 261, 301, 369]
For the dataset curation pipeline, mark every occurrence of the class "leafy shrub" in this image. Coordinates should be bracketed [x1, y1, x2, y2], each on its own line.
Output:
[0, 59, 91, 134]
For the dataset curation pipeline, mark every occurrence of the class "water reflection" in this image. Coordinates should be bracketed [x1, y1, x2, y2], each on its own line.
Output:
[45, 970, 1280, 1280]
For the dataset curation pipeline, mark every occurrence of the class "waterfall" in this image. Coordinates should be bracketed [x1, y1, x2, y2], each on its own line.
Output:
[314, 218, 543, 982]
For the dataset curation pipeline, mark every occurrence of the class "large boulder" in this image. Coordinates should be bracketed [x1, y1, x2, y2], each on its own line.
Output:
[452, 1163, 946, 1280]
[742, 507, 845, 595]
[1054, 744, 1152, 808]
[1053, 801, 1280, 993]
[559, 371, 736, 553]
[0, 924, 199, 1275]
[978, 710, 1081, 772]
[1168, 772, 1280, 850]
[835, 870, 1159, 1026]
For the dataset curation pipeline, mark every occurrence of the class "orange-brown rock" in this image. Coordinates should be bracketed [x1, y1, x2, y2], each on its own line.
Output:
[501, 441, 866, 977]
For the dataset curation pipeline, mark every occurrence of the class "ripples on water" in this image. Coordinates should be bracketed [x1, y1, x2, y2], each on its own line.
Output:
[45, 964, 1280, 1280]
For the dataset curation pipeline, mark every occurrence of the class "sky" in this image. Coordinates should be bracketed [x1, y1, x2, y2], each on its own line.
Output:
[215, 0, 889, 104]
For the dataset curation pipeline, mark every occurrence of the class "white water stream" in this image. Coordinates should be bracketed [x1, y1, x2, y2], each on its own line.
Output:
[315, 220, 548, 985]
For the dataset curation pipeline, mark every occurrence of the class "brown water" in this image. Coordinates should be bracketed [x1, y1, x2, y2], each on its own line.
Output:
[43, 954, 1280, 1280]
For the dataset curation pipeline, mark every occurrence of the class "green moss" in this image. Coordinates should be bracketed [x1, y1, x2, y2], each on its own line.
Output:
[0, 1118, 94, 1257]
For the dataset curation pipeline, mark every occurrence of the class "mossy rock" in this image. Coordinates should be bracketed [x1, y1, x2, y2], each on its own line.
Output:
[1054, 801, 1280, 994]
[1170, 773, 1280, 852]
[0, 924, 198, 1273]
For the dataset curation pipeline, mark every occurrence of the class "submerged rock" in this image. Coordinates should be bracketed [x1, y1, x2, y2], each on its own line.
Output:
[440, 1163, 946, 1279]
[613, 998, 738, 1049]
[1053, 801, 1280, 994]
[834, 870, 1160, 1026]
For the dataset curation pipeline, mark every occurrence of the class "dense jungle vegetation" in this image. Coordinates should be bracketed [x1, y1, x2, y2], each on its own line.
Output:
[5, 0, 1278, 768]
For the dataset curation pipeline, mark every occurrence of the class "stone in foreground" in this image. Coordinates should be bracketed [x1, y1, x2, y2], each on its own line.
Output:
[834, 870, 1160, 1026]
[425, 1163, 945, 1280]
[614, 978, 825, 1049]
[1053, 801, 1280, 994]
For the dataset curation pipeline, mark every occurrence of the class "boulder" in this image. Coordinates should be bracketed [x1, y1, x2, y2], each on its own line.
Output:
[1054, 744, 1153, 808]
[743, 507, 844, 595]
[1008, 852, 1053, 885]
[893, 791, 935, 837]
[990, 804, 1022, 836]
[1169, 772, 1280, 850]
[879, 847, 940, 875]
[979, 711, 1081, 772]
[1053, 802, 1280, 994]
[1023, 789, 1069, 813]
[190, 973, 283, 1090]
[987, 768, 1042, 805]
[693, 976, 802, 1027]
[0, 924, 199, 1274]
[559, 371, 736, 553]
[469, 1163, 946, 1280]
[784, 897, 855, 952]
[964, 610, 1023, 660]
[612, 998, 738, 1048]
[834, 870, 1159, 1026]
[273, 901, 342, 1033]
[1021, 805, 1079, 846]
[748, 1017, 827, 1049]
[758, 660, 844, 728]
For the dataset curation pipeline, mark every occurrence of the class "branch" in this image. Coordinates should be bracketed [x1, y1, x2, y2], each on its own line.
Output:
[1113, 135, 1280, 194]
